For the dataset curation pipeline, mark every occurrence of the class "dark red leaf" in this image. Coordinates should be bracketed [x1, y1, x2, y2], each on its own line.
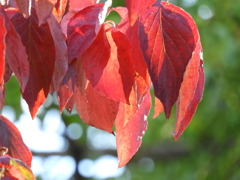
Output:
[67, 3, 105, 62]
[139, 2, 200, 118]
[0, 115, 32, 167]
[126, 0, 155, 26]
[47, 15, 68, 92]
[14, 0, 31, 17]
[74, 64, 119, 133]
[10, 8, 56, 118]
[116, 89, 151, 167]
[69, 0, 96, 11]
[82, 24, 134, 103]
[35, 0, 57, 25]
[174, 42, 204, 140]
[0, 10, 5, 109]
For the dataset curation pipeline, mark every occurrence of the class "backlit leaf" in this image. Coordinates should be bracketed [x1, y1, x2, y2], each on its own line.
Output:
[35, 0, 58, 25]
[139, 1, 199, 118]
[74, 64, 119, 133]
[153, 97, 164, 119]
[126, 0, 155, 26]
[14, 0, 31, 17]
[174, 42, 204, 140]
[67, 3, 105, 62]
[47, 15, 68, 92]
[82, 24, 134, 103]
[3, 8, 29, 92]
[0, 115, 32, 167]
[116, 89, 151, 167]
[0, 9, 5, 109]
[69, 0, 96, 11]
[10, 8, 56, 118]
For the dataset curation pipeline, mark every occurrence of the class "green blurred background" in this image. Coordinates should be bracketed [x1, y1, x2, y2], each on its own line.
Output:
[3, 0, 240, 179]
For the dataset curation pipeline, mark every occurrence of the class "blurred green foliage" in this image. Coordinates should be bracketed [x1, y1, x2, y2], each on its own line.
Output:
[3, 0, 240, 179]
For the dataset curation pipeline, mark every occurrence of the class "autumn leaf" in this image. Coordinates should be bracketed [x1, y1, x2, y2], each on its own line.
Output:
[3, 8, 29, 93]
[174, 41, 204, 140]
[139, 1, 200, 118]
[35, 0, 58, 25]
[14, 0, 31, 17]
[153, 97, 164, 119]
[126, 0, 155, 26]
[10, 8, 56, 118]
[58, 59, 77, 112]
[81, 24, 134, 103]
[74, 63, 119, 133]
[0, 115, 32, 167]
[0, 155, 34, 180]
[113, 7, 150, 102]
[69, 0, 96, 11]
[67, 3, 105, 62]
[116, 89, 151, 167]
[0, 9, 5, 109]
[47, 14, 68, 92]
[52, 0, 68, 21]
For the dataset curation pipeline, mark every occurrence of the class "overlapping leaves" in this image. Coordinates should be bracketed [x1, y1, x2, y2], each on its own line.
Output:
[0, 0, 204, 168]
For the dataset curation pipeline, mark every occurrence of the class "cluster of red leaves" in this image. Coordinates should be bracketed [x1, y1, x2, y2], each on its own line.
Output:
[0, 116, 34, 179]
[0, 0, 204, 169]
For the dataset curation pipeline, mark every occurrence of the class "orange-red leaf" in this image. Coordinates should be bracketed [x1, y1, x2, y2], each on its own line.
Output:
[10, 9, 56, 118]
[74, 64, 119, 133]
[82, 24, 134, 103]
[173, 42, 204, 140]
[116, 90, 151, 167]
[0, 115, 32, 167]
[35, 0, 58, 25]
[139, 2, 200, 118]
[153, 97, 164, 119]
[126, 0, 155, 26]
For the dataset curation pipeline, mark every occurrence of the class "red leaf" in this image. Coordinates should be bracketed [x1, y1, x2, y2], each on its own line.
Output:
[173, 42, 204, 140]
[153, 97, 164, 119]
[57, 60, 77, 112]
[0, 115, 32, 167]
[69, 0, 96, 11]
[67, 3, 105, 62]
[113, 7, 150, 102]
[10, 8, 56, 118]
[0, 10, 5, 109]
[35, 0, 58, 25]
[3, 8, 29, 92]
[47, 15, 68, 92]
[126, 0, 155, 26]
[82, 24, 134, 103]
[14, 0, 31, 17]
[74, 64, 119, 133]
[139, 2, 199, 118]
[116, 89, 151, 167]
